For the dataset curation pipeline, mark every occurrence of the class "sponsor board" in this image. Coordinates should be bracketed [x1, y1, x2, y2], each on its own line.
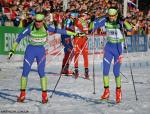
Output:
[0, 26, 148, 55]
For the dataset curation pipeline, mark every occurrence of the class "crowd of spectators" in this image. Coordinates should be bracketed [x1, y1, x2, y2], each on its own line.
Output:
[0, 0, 149, 35]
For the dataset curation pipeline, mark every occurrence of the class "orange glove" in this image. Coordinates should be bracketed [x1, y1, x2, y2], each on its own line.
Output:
[118, 55, 123, 64]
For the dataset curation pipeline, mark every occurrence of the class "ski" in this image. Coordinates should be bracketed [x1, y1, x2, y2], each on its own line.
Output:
[72, 73, 91, 80]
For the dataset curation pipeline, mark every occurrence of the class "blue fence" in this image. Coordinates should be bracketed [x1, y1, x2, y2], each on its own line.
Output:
[124, 35, 147, 52]
[87, 35, 148, 54]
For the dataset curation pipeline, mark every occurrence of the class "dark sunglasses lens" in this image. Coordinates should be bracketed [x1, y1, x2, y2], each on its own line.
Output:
[36, 20, 43, 23]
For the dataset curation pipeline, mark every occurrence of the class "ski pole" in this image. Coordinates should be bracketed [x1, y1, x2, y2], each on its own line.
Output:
[49, 33, 82, 98]
[50, 40, 75, 98]
[38, 46, 64, 66]
[72, 36, 90, 78]
[122, 23, 138, 101]
[38, 44, 62, 65]
[46, 47, 64, 66]
[50, 33, 88, 98]
[107, 39, 129, 82]
[50, 35, 89, 98]
[63, 36, 89, 78]
[120, 71, 129, 82]
[44, 35, 77, 66]
[92, 33, 96, 94]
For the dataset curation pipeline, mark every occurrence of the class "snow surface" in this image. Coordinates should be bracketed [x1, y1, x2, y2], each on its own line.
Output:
[0, 51, 150, 114]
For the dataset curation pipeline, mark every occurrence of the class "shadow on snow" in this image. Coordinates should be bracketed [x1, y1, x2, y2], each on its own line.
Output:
[0, 88, 116, 105]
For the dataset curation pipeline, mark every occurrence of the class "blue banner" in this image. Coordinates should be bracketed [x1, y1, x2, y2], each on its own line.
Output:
[126, 35, 147, 52]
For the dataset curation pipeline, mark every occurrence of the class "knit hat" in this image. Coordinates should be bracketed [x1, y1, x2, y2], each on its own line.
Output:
[35, 13, 45, 21]
[108, 8, 118, 15]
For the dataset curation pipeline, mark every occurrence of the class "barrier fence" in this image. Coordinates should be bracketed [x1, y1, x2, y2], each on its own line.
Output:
[0, 26, 148, 55]
[126, 35, 148, 52]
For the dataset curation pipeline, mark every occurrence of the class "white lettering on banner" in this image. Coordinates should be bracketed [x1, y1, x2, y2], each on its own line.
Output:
[3, 33, 106, 55]
[4, 33, 28, 52]
[125, 35, 147, 52]
[4, 33, 16, 51]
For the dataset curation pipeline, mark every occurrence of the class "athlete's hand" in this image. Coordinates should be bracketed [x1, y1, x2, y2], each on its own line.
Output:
[124, 45, 127, 50]
[8, 49, 15, 59]
[118, 55, 123, 64]
[8, 42, 18, 59]
[76, 32, 86, 37]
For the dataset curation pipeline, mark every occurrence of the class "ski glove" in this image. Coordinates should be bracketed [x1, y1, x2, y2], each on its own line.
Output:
[124, 43, 128, 50]
[8, 50, 15, 59]
[8, 42, 18, 59]
[124, 45, 127, 50]
[76, 32, 86, 37]
[118, 55, 123, 64]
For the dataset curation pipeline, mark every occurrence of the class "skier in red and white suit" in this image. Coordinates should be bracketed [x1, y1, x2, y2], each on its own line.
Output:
[73, 10, 89, 79]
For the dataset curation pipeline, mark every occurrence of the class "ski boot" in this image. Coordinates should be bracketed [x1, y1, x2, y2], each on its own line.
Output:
[17, 90, 26, 102]
[61, 65, 73, 76]
[84, 68, 89, 79]
[42, 91, 48, 104]
[74, 68, 79, 79]
[66, 69, 73, 76]
[61, 69, 73, 76]
[116, 87, 122, 103]
[101, 87, 110, 100]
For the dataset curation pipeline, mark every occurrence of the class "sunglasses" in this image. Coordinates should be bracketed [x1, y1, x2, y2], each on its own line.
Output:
[35, 20, 43, 23]
[109, 14, 117, 17]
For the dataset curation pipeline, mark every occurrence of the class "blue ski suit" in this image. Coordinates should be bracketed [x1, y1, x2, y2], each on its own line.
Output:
[91, 17, 132, 77]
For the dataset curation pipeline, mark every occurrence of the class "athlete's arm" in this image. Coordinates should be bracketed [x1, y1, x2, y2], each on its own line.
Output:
[16, 26, 31, 43]
[90, 17, 107, 33]
[47, 25, 77, 36]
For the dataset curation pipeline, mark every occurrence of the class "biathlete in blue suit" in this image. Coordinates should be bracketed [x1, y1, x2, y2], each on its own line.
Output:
[90, 7, 132, 103]
[8, 13, 78, 104]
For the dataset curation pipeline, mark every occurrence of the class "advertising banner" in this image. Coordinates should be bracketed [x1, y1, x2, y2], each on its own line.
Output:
[0, 26, 148, 55]
[126, 35, 147, 52]
[0, 26, 29, 55]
